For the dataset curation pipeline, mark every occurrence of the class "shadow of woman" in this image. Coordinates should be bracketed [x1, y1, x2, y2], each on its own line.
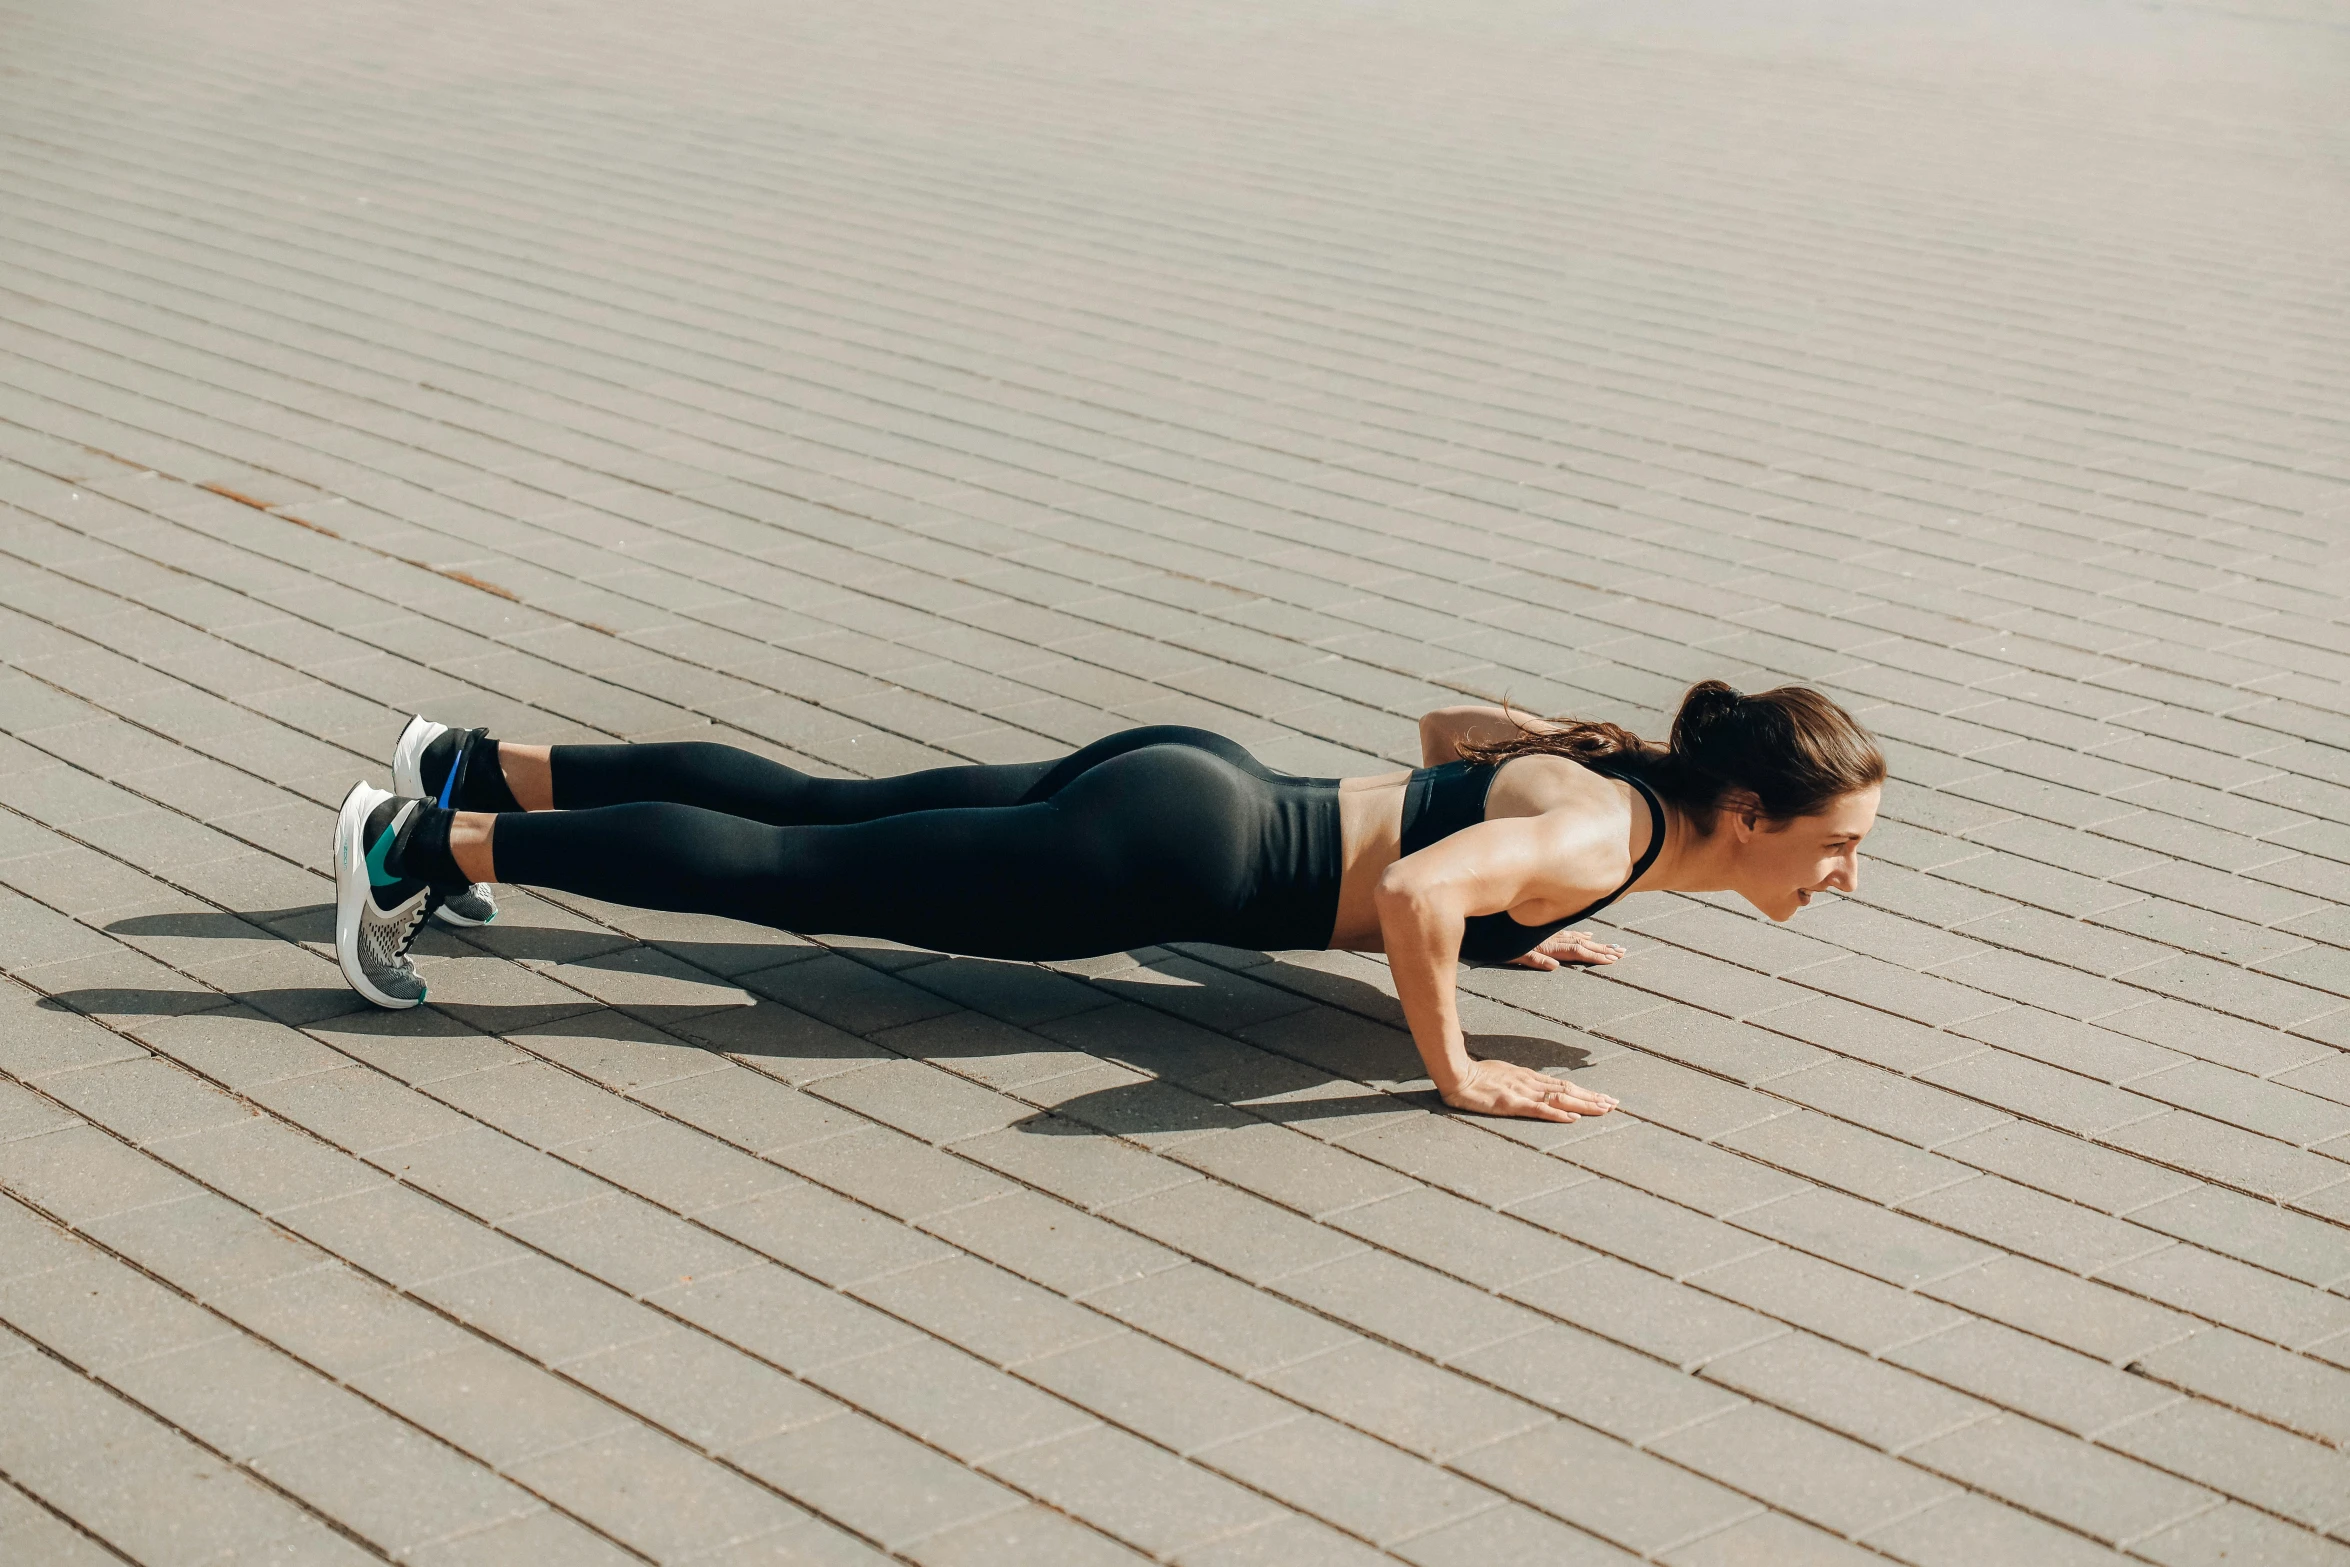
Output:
[84, 911, 1601, 1139]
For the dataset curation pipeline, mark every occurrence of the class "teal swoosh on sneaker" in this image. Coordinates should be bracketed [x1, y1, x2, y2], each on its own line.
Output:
[364, 810, 406, 889]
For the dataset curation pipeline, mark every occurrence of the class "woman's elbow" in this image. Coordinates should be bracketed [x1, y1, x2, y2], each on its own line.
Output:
[1375, 868, 1449, 920]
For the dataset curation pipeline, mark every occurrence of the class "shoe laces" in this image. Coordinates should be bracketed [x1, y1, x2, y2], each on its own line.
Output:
[364, 893, 433, 972]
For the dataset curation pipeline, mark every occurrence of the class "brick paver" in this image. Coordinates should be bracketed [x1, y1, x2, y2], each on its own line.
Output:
[3, 0, 2348, 1561]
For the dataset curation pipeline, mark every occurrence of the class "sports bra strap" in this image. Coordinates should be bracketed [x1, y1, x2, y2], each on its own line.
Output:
[1396, 760, 1666, 963]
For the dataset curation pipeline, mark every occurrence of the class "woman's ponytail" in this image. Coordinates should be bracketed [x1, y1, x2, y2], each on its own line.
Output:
[1458, 680, 1883, 827]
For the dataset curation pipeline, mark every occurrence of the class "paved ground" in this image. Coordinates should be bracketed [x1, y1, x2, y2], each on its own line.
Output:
[3, 0, 2349, 1562]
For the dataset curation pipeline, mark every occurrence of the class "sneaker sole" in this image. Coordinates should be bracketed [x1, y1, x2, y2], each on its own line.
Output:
[334, 782, 425, 1010]
[392, 715, 497, 928]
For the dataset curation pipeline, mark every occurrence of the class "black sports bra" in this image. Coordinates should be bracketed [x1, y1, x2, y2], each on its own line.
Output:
[1398, 761, 1667, 963]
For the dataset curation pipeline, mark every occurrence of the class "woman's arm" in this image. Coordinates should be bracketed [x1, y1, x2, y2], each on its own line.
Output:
[1374, 817, 1618, 1123]
[1417, 704, 1562, 767]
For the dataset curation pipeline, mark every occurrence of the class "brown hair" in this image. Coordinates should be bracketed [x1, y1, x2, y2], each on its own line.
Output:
[1459, 680, 1885, 827]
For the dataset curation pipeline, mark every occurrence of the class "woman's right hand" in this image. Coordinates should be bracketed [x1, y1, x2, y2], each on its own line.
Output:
[1440, 1060, 1618, 1122]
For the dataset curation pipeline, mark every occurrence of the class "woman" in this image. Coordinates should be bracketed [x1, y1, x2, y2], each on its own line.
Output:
[334, 680, 1884, 1124]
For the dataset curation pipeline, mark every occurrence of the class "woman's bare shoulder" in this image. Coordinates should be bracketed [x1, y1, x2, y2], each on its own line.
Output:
[1507, 762, 1648, 883]
[1491, 752, 1628, 812]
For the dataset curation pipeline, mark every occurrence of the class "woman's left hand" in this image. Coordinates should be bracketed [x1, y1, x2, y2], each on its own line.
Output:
[1511, 931, 1625, 970]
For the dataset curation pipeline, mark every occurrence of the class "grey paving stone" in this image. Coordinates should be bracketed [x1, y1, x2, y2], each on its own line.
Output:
[1647, 1403, 1957, 1536]
[2127, 1182, 2350, 1287]
[1449, 1418, 1760, 1558]
[126, 1006, 347, 1089]
[565, 1328, 842, 1454]
[1170, 1513, 1392, 1567]
[1553, 1119, 1813, 1216]
[506, 1423, 815, 1561]
[0, 1336, 378, 1566]
[0, 1253, 238, 1373]
[2100, 1109, 2342, 1202]
[401, 1507, 642, 1567]
[1506, 1254, 1785, 1370]
[2099, 1399, 2350, 1534]
[0, 1122, 200, 1224]
[1017, 1331, 1299, 1456]
[920, 1189, 1182, 1297]
[1687, 1246, 1968, 1355]
[1700, 1331, 1989, 1454]
[350, 1340, 632, 1468]
[247, 1412, 541, 1557]
[1324, 1186, 1594, 1292]
[903, 1504, 1152, 1567]
[729, 1412, 1026, 1551]
[1765, 1059, 2013, 1149]
[1194, 1414, 1494, 1546]
[1904, 1413, 2217, 1545]
[693, 1179, 956, 1288]
[774, 1124, 1019, 1222]
[1274, 1247, 1552, 1361]
[2130, 1501, 2350, 1567]
[1398, 1503, 1636, 1566]
[0, 1481, 125, 1567]
[1255, 1338, 1548, 1459]
[808, 1337, 1099, 1465]
[1898, 1174, 2173, 1275]
[1097, 1179, 1363, 1285]
[2133, 1057, 2350, 1148]
[1885, 1319, 2179, 1437]
[849, 1253, 1127, 1368]
[2130, 1327, 2350, 1448]
[1859, 1493, 2129, 1567]
[1508, 1172, 1776, 1278]
[1934, 1119, 2197, 1216]
[0, 1081, 84, 1152]
[980, 1425, 1286, 1559]
[558, 1117, 804, 1214]
[1732, 1187, 1998, 1288]
[1662, 1510, 1887, 1567]
[650, 1262, 921, 1376]
[1447, 1319, 1747, 1444]
[425, 1057, 663, 1150]
[1554, 1054, 1792, 1143]
[76, 1190, 326, 1302]
[271, 1181, 524, 1289]
[1719, 1108, 1974, 1206]
[1331, 1110, 1593, 1207]
[1078, 1263, 1356, 1379]
[2094, 1241, 2350, 1351]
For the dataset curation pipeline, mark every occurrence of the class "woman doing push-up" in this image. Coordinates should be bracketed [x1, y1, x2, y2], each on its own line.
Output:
[334, 680, 1883, 1124]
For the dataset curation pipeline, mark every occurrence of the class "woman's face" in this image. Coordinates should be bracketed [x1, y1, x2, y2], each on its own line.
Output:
[1728, 785, 1881, 921]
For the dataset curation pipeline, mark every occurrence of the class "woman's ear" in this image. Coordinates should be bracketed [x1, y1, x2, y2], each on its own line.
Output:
[1717, 788, 1764, 840]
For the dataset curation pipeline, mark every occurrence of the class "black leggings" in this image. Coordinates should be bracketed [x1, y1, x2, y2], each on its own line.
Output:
[489, 727, 1345, 961]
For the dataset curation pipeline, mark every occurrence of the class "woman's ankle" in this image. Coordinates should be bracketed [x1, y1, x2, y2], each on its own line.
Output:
[499, 744, 555, 812]
[449, 811, 499, 883]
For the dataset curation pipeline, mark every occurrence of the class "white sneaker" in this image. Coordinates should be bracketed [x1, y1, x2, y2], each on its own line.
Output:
[391, 715, 500, 927]
[334, 781, 433, 1009]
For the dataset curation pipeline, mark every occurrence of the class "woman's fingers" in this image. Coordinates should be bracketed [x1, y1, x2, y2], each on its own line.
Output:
[1445, 1060, 1622, 1123]
[1541, 931, 1626, 965]
[1534, 1082, 1616, 1111]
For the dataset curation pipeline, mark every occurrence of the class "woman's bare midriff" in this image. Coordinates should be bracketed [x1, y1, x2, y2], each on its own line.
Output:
[1326, 756, 1639, 951]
